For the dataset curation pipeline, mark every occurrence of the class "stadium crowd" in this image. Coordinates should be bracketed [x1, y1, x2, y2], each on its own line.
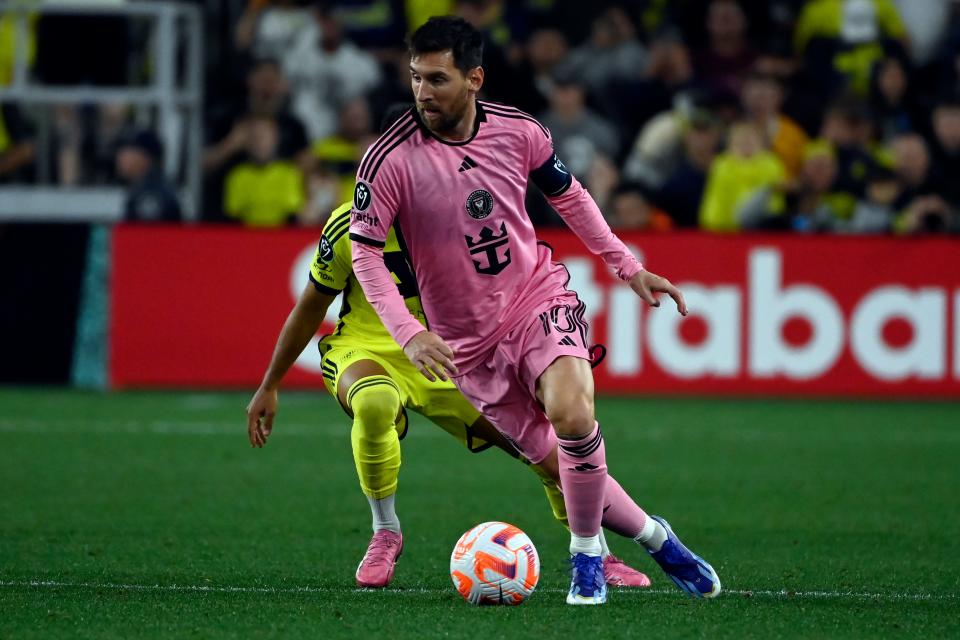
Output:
[2, 0, 960, 234]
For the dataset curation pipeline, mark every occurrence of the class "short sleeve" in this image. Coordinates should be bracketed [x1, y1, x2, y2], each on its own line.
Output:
[309, 205, 354, 295]
[349, 156, 400, 248]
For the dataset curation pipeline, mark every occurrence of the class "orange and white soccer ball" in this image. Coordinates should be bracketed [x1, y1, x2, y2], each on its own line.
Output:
[450, 521, 540, 605]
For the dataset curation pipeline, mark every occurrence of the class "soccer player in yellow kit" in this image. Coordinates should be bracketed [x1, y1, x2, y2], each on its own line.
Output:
[246, 201, 651, 589]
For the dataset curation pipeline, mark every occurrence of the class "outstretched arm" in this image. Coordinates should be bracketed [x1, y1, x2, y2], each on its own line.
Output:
[247, 284, 335, 447]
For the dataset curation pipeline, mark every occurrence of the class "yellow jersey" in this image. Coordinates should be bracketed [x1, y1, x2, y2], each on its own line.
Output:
[309, 202, 427, 354]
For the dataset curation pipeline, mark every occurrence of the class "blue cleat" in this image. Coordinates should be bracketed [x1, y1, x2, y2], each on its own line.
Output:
[566, 553, 608, 605]
[648, 516, 721, 598]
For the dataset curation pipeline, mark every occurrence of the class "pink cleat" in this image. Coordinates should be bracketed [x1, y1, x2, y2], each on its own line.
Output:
[355, 530, 404, 588]
[604, 554, 652, 588]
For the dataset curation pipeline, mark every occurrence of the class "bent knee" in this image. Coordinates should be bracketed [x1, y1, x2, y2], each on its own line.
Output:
[545, 396, 595, 438]
[349, 377, 402, 429]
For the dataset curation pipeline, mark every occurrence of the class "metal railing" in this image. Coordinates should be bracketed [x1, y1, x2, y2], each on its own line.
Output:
[0, 1, 203, 220]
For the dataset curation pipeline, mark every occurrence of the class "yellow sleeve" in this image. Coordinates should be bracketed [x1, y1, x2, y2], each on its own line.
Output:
[308, 202, 354, 295]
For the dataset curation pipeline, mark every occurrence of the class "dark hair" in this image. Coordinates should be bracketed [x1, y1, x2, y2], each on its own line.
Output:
[408, 16, 483, 74]
[118, 129, 163, 160]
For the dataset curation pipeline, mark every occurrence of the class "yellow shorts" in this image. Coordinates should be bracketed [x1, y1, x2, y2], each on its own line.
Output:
[319, 340, 490, 452]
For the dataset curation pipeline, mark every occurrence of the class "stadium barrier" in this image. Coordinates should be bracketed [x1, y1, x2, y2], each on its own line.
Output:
[110, 225, 960, 397]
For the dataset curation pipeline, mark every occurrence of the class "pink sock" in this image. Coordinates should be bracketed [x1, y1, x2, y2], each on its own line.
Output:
[557, 422, 608, 538]
[601, 475, 649, 539]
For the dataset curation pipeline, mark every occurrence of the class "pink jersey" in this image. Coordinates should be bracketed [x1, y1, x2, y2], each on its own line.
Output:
[350, 101, 642, 373]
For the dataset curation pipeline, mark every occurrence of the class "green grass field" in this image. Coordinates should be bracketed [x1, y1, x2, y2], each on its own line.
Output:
[2, 389, 958, 639]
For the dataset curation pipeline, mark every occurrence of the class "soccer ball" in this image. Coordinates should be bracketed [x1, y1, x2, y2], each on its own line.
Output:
[449, 521, 540, 605]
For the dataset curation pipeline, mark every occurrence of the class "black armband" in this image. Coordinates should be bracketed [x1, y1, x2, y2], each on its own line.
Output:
[530, 152, 573, 197]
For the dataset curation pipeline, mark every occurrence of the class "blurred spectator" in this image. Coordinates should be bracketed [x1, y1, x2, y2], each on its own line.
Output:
[693, 0, 756, 98]
[645, 31, 695, 91]
[584, 153, 621, 213]
[333, 0, 406, 51]
[818, 96, 882, 214]
[652, 110, 723, 228]
[116, 130, 181, 223]
[539, 70, 619, 178]
[224, 117, 306, 226]
[510, 28, 570, 115]
[785, 140, 847, 231]
[794, 0, 908, 55]
[841, 165, 898, 232]
[235, 0, 315, 62]
[283, 1, 381, 141]
[890, 134, 938, 202]
[607, 29, 695, 138]
[305, 97, 376, 223]
[609, 182, 673, 231]
[799, 0, 909, 99]
[741, 71, 809, 177]
[929, 99, 960, 208]
[456, 0, 533, 106]
[203, 58, 310, 217]
[868, 55, 923, 141]
[894, 193, 956, 234]
[0, 104, 36, 182]
[622, 88, 727, 190]
[558, 7, 648, 98]
[699, 121, 786, 231]
[886, 133, 956, 233]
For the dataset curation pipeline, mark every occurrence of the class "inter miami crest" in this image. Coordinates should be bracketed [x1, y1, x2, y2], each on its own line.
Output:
[465, 189, 494, 220]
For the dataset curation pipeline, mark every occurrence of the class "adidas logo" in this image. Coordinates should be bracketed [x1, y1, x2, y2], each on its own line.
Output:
[558, 336, 577, 347]
[571, 463, 599, 472]
[458, 155, 479, 172]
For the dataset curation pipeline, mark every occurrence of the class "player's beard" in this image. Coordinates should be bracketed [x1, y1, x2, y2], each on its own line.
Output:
[419, 88, 471, 135]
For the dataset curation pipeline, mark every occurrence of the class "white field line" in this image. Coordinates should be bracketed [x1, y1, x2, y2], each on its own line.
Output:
[0, 418, 459, 439]
[0, 580, 955, 603]
[5, 418, 960, 446]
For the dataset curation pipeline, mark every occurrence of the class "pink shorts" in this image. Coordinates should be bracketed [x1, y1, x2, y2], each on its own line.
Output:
[453, 294, 591, 464]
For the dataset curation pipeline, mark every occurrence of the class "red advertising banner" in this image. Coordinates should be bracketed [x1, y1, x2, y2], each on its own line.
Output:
[110, 225, 960, 397]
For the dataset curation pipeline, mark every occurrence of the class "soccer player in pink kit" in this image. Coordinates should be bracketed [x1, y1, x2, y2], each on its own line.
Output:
[350, 17, 720, 604]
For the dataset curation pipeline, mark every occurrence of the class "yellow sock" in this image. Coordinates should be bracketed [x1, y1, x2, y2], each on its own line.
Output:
[347, 376, 403, 500]
[529, 461, 569, 529]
